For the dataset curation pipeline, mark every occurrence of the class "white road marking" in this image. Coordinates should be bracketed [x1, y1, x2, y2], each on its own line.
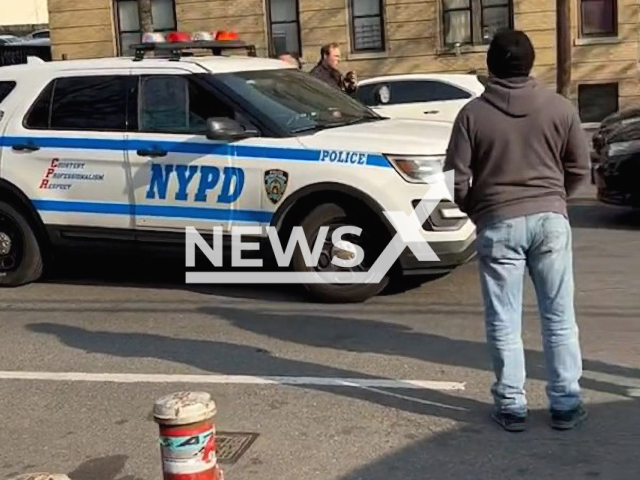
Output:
[582, 371, 640, 398]
[0, 371, 465, 390]
[343, 382, 469, 411]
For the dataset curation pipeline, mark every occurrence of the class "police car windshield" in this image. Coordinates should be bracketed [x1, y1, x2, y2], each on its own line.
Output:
[212, 68, 381, 134]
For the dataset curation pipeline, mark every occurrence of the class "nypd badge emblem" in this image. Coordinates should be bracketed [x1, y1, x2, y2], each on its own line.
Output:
[264, 169, 289, 204]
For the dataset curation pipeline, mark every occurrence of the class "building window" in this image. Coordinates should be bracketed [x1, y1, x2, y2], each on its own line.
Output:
[580, 0, 617, 37]
[350, 0, 385, 52]
[442, 0, 513, 47]
[267, 0, 301, 57]
[115, 0, 177, 56]
[578, 83, 619, 123]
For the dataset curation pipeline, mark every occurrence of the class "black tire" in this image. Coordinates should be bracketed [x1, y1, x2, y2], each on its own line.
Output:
[0, 200, 43, 287]
[381, 271, 451, 296]
[291, 203, 390, 303]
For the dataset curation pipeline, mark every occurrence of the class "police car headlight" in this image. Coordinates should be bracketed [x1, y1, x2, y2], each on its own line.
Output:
[386, 155, 445, 183]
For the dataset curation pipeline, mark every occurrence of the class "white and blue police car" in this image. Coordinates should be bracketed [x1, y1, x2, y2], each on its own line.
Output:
[0, 32, 476, 303]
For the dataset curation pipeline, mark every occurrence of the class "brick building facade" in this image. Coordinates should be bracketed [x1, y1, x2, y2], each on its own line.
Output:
[47, 0, 637, 124]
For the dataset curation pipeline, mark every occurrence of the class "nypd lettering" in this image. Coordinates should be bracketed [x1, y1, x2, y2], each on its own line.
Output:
[146, 163, 245, 204]
[319, 150, 368, 165]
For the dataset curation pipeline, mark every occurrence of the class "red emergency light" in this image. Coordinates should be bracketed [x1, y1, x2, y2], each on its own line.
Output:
[132, 29, 255, 60]
[215, 31, 239, 41]
[166, 31, 192, 43]
[140, 30, 240, 44]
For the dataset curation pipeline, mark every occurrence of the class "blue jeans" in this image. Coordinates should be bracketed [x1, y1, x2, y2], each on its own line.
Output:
[476, 212, 583, 415]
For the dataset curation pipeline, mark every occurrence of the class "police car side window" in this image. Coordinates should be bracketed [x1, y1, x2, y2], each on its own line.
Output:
[24, 76, 129, 131]
[24, 81, 54, 129]
[138, 75, 235, 135]
[354, 84, 378, 106]
[0, 81, 16, 104]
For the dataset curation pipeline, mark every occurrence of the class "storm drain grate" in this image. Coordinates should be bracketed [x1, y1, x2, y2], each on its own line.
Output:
[216, 432, 259, 464]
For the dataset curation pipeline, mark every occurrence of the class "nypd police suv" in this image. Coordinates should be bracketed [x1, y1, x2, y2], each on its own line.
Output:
[0, 33, 476, 303]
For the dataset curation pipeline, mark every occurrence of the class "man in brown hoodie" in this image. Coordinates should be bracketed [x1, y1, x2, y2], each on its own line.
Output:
[444, 30, 590, 432]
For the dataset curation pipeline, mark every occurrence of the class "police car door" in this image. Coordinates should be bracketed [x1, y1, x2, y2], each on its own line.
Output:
[2, 71, 134, 232]
[127, 68, 241, 234]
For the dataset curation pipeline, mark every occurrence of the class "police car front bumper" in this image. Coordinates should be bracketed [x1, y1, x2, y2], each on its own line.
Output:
[398, 234, 477, 275]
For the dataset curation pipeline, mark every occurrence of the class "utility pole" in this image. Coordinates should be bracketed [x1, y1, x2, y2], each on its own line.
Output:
[138, 0, 153, 36]
[556, 0, 571, 97]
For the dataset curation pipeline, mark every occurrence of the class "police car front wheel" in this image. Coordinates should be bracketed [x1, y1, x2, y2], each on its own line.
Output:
[0, 201, 43, 287]
[292, 202, 390, 303]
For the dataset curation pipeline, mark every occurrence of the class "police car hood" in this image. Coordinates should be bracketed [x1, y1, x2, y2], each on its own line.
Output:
[296, 118, 453, 155]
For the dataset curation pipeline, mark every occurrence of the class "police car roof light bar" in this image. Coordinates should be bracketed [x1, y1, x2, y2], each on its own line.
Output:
[132, 40, 257, 61]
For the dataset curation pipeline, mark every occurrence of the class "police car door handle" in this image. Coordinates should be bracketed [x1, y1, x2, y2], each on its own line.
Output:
[12, 143, 40, 152]
[137, 148, 167, 157]
[423, 110, 439, 115]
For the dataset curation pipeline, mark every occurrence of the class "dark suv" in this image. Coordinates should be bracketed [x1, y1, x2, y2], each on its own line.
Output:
[592, 107, 640, 207]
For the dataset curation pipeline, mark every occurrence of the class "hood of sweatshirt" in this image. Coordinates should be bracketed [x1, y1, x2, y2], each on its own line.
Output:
[480, 76, 541, 117]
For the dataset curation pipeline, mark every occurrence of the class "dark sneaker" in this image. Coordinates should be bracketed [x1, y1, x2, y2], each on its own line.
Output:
[491, 411, 528, 432]
[550, 405, 588, 430]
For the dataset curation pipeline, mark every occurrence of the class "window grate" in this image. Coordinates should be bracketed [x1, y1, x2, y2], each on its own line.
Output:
[267, 0, 301, 57]
[350, 0, 385, 53]
[114, 0, 177, 56]
[442, 0, 513, 47]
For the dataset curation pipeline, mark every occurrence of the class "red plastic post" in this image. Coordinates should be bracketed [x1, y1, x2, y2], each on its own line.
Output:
[153, 392, 224, 480]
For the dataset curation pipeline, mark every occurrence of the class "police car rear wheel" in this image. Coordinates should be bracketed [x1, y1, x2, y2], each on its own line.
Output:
[0, 201, 43, 287]
[293, 203, 389, 303]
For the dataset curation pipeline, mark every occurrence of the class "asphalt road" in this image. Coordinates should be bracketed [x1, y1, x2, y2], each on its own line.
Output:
[1, 184, 639, 480]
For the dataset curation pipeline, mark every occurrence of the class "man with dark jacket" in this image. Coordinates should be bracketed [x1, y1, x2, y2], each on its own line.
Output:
[310, 43, 358, 95]
[444, 30, 590, 432]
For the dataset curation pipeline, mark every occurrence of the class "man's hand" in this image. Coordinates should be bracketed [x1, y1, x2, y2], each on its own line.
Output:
[343, 71, 358, 94]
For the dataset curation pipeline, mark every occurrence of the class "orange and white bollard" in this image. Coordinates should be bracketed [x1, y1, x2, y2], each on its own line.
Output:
[153, 391, 224, 480]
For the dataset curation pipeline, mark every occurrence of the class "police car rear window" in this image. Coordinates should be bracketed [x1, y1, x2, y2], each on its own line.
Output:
[0, 81, 16, 104]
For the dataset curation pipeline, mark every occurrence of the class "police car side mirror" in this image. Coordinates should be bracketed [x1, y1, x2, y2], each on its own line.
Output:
[206, 117, 258, 141]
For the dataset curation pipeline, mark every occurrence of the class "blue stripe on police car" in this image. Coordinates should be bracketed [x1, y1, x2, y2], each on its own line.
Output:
[1, 136, 391, 168]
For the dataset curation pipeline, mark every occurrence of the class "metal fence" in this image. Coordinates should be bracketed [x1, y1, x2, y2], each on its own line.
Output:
[0, 44, 51, 66]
